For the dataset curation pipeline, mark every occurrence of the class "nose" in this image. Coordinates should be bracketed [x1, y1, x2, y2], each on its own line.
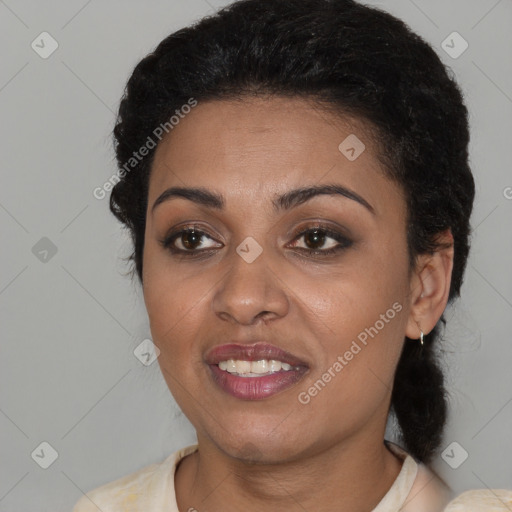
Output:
[212, 245, 290, 326]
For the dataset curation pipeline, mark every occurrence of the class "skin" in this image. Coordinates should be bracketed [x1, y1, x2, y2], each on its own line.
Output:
[141, 96, 454, 512]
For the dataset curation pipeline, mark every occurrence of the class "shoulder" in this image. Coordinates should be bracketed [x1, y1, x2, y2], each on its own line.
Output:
[383, 441, 454, 511]
[444, 489, 512, 511]
[71, 444, 198, 512]
[403, 461, 454, 511]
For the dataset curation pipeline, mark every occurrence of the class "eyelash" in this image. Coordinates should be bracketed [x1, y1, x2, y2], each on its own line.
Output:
[159, 223, 353, 259]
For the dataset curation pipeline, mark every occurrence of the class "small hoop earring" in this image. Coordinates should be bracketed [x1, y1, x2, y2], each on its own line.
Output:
[420, 331, 424, 346]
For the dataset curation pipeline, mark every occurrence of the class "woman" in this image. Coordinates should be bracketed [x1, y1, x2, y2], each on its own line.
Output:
[73, 0, 512, 510]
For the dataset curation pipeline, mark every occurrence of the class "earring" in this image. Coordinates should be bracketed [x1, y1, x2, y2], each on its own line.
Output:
[420, 331, 424, 346]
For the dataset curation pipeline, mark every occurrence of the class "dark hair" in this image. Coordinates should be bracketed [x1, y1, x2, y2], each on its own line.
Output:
[110, 0, 475, 463]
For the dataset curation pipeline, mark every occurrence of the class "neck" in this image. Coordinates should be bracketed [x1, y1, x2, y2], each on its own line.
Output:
[175, 430, 404, 512]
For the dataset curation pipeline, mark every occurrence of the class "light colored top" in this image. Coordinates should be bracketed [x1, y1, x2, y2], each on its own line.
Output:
[72, 442, 512, 511]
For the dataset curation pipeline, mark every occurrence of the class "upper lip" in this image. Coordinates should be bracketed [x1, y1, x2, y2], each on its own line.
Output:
[204, 342, 308, 367]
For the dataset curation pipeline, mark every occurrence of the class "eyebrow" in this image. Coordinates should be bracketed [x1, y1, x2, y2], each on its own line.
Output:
[151, 183, 375, 215]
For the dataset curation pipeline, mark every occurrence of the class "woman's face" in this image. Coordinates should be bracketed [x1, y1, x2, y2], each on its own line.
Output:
[142, 96, 414, 463]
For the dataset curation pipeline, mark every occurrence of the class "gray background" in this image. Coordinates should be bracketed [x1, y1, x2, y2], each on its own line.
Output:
[1, 0, 511, 510]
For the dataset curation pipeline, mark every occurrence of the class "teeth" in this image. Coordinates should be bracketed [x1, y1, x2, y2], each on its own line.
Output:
[251, 360, 268, 374]
[268, 360, 282, 372]
[237, 360, 252, 373]
[218, 359, 296, 376]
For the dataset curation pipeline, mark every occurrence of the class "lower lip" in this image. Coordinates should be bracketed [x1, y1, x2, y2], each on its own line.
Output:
[209, 364, 308, 400]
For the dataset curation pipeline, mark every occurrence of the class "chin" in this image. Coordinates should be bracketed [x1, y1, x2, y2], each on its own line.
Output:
[210, 424, 311, 465]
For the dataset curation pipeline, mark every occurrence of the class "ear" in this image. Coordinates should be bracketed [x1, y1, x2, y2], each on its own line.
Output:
[405, 229, 454, 340]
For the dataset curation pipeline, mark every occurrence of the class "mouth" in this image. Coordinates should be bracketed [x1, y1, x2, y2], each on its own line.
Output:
[204, 342, 309, 400]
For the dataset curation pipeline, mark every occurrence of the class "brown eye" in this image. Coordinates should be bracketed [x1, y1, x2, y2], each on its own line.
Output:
[180, 230, 203, 250]
[161, 228, 222, 254]
[303, 229, 329, 250]
[288, 225, 353, 256]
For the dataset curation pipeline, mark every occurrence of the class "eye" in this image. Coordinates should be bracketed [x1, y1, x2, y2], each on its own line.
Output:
[159, 223, 353, 258]
[160, 226, 222, 255]
[288, 224, 353, 256]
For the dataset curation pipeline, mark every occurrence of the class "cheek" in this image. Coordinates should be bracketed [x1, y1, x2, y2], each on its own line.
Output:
[143, 266, 207, 407]
[299, 288, 406, 430]
[304, 250, 409, 336]
[298, 247, 409, 401]
[142, 248, 203, 358]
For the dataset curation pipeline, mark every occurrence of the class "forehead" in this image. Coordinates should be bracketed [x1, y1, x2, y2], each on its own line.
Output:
[148, 96, 403, 216]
